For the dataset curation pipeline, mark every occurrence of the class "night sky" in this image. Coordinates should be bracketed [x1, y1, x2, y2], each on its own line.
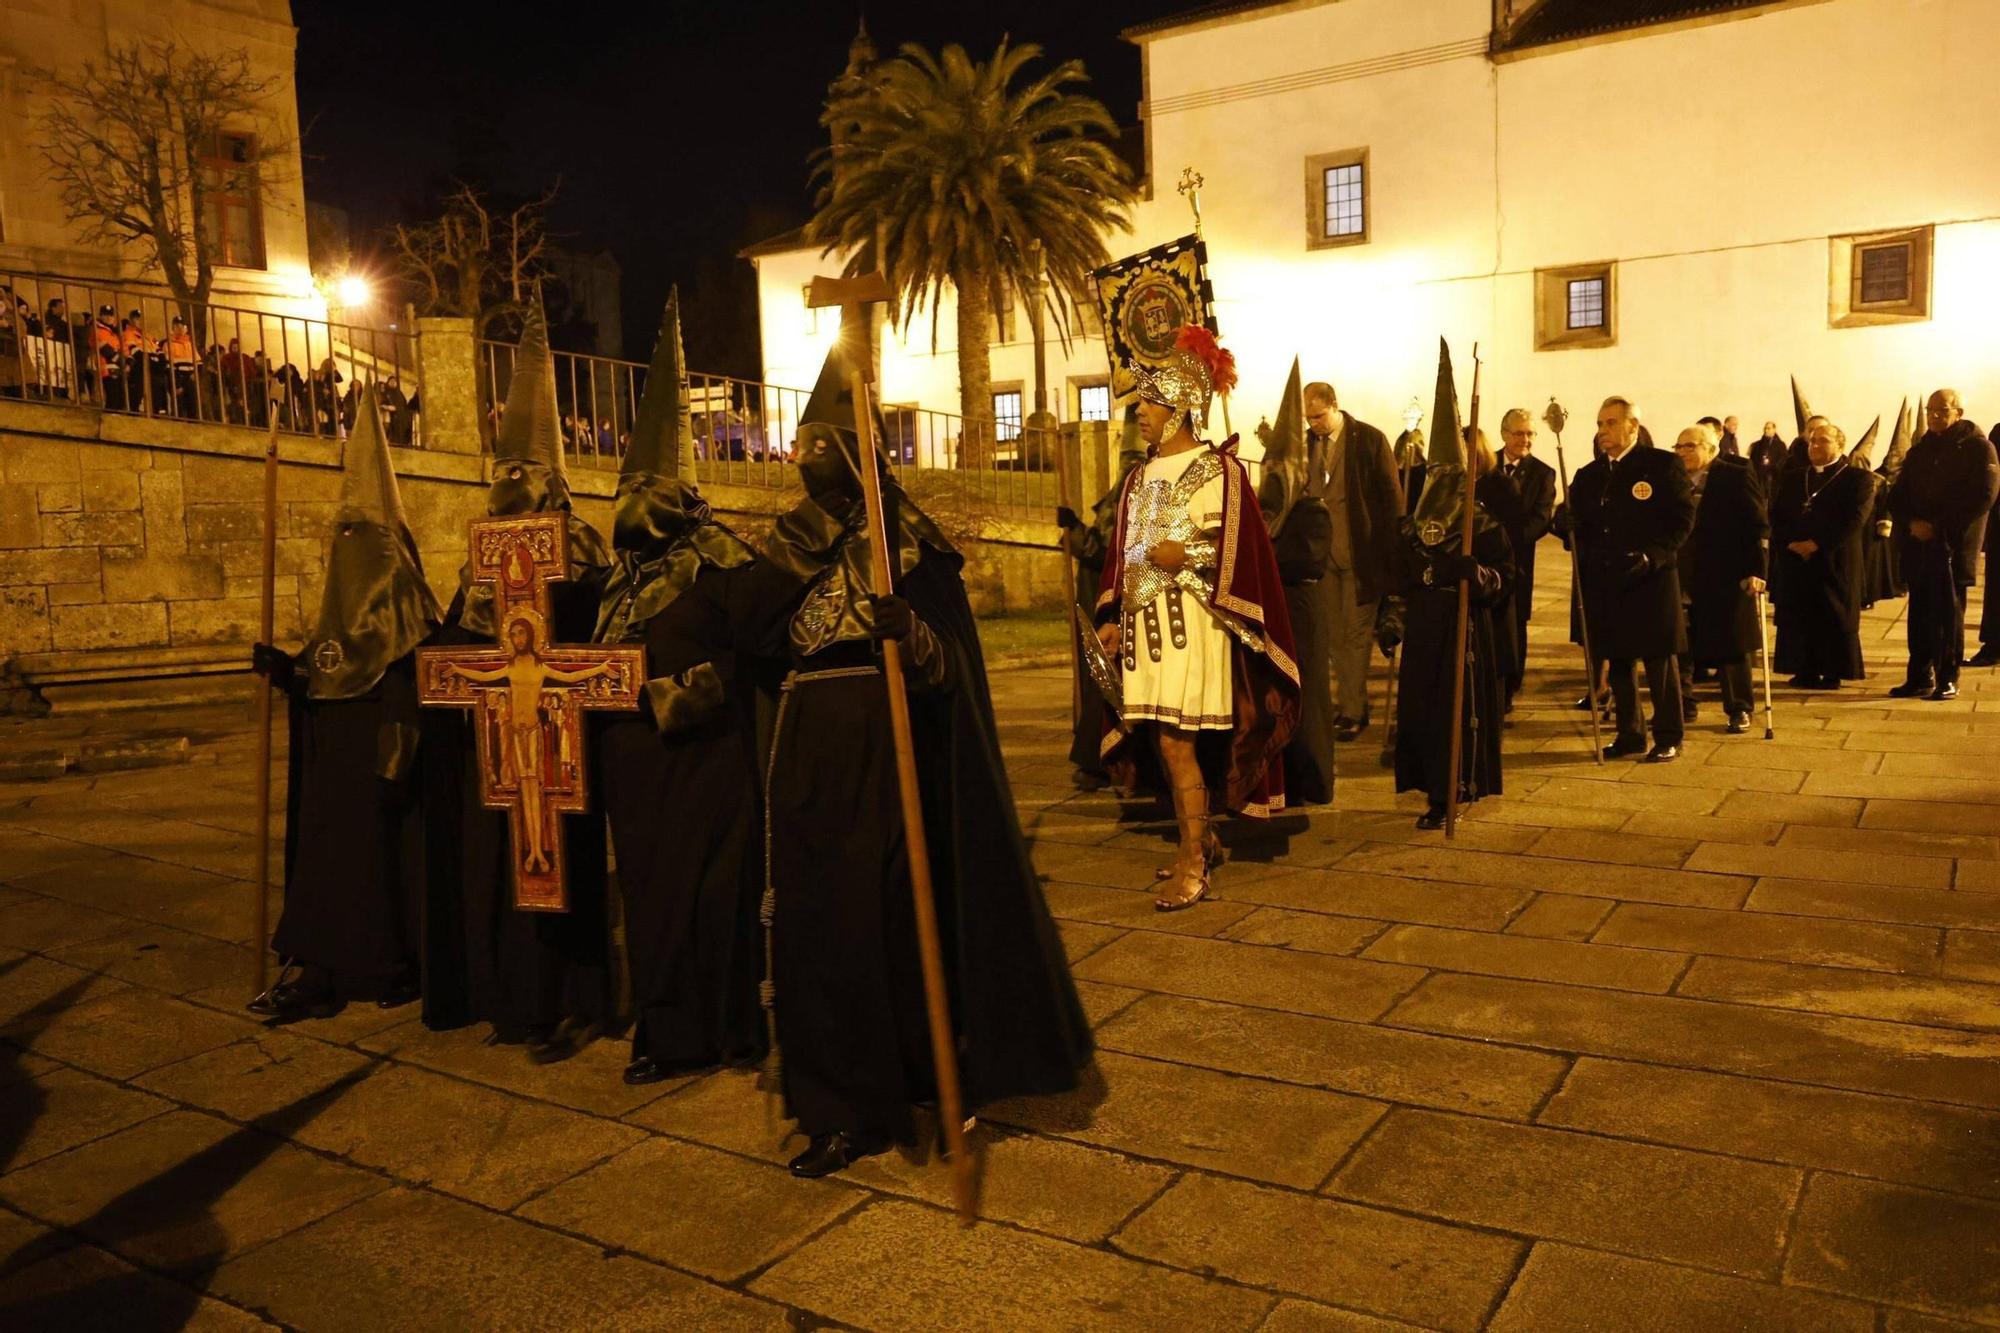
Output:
[291, 1, 1175, 378]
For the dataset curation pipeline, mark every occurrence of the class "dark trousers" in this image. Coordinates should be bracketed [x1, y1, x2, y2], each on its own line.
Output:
[1906, 553, 1967, 687]
[1602, 655, 1683, 747]
[1676, 650, 1754, 718]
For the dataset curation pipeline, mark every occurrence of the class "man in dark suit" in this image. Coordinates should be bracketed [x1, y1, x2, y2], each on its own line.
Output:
[1675, 423, 1768, 733]
[1969, 419, 2000, 668]
[1570, 396, 1697, 761]
[1494, 408, 1556, 711]
[1748, 421, 1788, 492]
[1303, 381, 1404, 741]
[1887, 390, 2000, 699]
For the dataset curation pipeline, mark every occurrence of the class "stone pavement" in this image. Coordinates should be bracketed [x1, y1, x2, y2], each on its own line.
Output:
[3, 567, 2000, 1331]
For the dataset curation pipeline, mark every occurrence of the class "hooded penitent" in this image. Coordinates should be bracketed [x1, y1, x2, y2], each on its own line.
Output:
[779, 337, 956, 656]
[1258, 358, 1308, 538]
[1882, 398, 1915, 478]
[1406, 338, 1494, 552]
[594, 289, 754, 644]
[1791, 375, 1814, 442]
[1848, 414, 1884, 468]
[459, 293, 611, 636]
[305, 384, 441, 700]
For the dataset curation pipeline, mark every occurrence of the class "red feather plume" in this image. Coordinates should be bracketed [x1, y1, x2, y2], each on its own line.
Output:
[1175, 324, 1237, 397]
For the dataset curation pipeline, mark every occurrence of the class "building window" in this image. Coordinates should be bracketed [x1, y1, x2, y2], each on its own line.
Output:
[1534, 261, 1616, 350]
[1077, 382, 1111, 422]
[993, 388, 1023, 442]
[1304, 148, 1369, 250]
[1566, 277, 1607, 331]
[1831, 226, 1931, 326]
[198, 131, 265, 270]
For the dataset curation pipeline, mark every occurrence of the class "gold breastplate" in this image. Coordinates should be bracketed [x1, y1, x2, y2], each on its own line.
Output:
[1121, 451, 1223, 616]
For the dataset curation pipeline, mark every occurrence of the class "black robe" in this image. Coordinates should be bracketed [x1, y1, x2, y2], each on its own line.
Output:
[1684, 455, 1768, 664]
[598, 561, 777, 1072]
[1861, 464, 1905, 608]
[421, 571, 616, 1039]
[1394, 521, 1511, 812]
[764, 542, 1090, 1143]
[1771, 462, 1872, 682]
[273, 654, 426, 1001]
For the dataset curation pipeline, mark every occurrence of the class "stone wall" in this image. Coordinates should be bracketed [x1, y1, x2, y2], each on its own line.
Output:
[0, 393, 1068, 711]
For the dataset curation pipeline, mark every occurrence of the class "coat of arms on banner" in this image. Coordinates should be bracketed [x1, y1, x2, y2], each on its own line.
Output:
[1093, 234, 1216, 399]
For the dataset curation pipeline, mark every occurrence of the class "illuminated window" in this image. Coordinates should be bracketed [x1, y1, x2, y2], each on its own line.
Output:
[1830, 225, 1931, 327]
[1304, 148, 1369, 250]
[1077, 382, 1111, 422]
[1534, 262, 1616, 350]
[1567, 278, 1606, 330]
[993, 389, 1023, 442]
[198, 132, 265, 270]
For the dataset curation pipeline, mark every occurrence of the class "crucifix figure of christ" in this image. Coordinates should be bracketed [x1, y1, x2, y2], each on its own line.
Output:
[418, 513, 642, 911]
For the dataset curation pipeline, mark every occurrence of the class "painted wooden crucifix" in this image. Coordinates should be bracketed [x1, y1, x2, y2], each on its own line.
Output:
[417, 512, 643, 911]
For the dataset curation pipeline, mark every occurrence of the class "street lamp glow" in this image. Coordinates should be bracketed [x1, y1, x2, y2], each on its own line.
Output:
[337, 275, 371, 307]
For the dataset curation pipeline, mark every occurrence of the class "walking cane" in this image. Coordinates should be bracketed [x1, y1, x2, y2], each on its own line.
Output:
[1379, 643, 1400, 768]
[1755, 584, 1776, 740]
[809, 272, 975, 1223]
[1545, 399, 1605, 763]
[251, 412, 279, 1000]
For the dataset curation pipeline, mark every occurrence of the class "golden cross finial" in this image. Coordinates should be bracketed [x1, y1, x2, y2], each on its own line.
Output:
[1177, 167, 1205, 236]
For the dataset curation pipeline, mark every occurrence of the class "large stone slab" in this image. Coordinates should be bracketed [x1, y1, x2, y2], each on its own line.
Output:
[1531, 776, 1725, 816]
[1362, 924, 1686, 993]
[754, 1198, 1272, 1332]
[1074, 931, 1423, 1022]
[0, 1109, 385, 1276]
[1862, 797, 1995, 835]
[3, 988, 256, 1081]
[354, 1021, 680, 1119]
[1330, 1108, 1799, 1276]
[1687, 841, 1952, 889]
[1041, 880, 1258, 936]
[1488, 1242, 1873, 1333]
[1215, 907, 1387, 956]
[52, 924, 251, 998]
[1220, 866, 1529, 930]
[1714, 790, 1864, 826]
[1096, 994, 1569, 1118]
[0, 951, 130, 1025]
[1, 1066, 171, 1173]
[1540, 1057, 2000, 1200]
[278, 1063, 645, 1210]
[1748, 877, 2000, 932]
[1780, 821, 2000, 864]
[1943, 930, 2000, 984]
[1257, 1299, 1420, 1332]
[1595, 902, 1940, 973]
[1337, 844, 1750, 910]
[518, 1137, 862, 1281]
[211, 1186, 786, 1331]
[1525, 827, 1695, 869]
[0, 1230, 277, 1331]
[133, 1027, 377, 1124]
[6, 855, 256, 944]
[1624, 809, 1784, 846]
[1504, 893, 1613, 941]
[1678, 956, 2000, 1031]
[1786, 1174, 2000, 1324]
[1387, 973, 2000, 1109]
[982, 1050, 1385, 1189]
[0, 892, 133, 954]
[1113, 1173, 1522, 1332]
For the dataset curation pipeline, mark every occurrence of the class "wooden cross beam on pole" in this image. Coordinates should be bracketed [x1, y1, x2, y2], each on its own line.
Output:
[806, 271, 976, 1224]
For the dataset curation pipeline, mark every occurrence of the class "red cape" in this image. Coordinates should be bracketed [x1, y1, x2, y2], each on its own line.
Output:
[1095, 439, 1301, 817]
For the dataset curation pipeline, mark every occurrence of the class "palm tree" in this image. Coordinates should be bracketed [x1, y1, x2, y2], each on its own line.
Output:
[808, 39, 1138, 462]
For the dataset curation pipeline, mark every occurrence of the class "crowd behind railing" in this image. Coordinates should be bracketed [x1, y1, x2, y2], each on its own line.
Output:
[0, 272, 419, 444]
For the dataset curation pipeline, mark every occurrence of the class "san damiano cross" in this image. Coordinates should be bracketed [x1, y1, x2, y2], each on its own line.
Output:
[418, 513, 642, 911]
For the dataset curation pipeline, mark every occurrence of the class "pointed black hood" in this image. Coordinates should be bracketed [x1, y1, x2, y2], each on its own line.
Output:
[305, 386, 441, 698]
[486, 294, 572, 516]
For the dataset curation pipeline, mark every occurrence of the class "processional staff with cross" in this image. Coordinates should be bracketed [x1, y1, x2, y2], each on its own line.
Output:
[417, 512, 642, 912]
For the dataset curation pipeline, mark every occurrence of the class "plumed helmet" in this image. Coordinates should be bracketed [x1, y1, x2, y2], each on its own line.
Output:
[1130, 324, 1237, 441]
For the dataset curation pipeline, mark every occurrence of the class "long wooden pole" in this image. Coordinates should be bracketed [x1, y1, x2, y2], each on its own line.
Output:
[846, 369, 976, 1223]
[1444, 348, 1482, 839]
[252, 413, 279, 998]
[1056, 432, 1083, 738]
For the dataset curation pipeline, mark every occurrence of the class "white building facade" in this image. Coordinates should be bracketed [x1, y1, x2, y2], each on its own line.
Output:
[752, 0, 2000, 455]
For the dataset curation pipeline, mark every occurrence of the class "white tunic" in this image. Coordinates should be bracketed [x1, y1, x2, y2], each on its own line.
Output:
[1118, 450, 1234, 731]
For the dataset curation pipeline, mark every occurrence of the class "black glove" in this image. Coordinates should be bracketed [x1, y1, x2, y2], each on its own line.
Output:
[1619, 552, 1651, 587]
[1055, 506, 1082, 531]
[1433, 551, 1480, 584]
[251, 642, 294, 690]
[866, 594, 916, 642]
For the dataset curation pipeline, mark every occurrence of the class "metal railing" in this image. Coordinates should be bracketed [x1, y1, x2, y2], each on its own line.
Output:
[478, 339, 1069, 514]
[0, 269, 420, 445]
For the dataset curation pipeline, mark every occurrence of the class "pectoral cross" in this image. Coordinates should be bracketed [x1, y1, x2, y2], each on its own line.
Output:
[417, 513, 642, 912]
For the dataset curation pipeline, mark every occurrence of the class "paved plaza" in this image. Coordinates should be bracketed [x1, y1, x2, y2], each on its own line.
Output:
[2, 565, 1999, 1331]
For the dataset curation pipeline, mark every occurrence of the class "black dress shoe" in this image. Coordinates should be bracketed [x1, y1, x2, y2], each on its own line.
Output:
[1888, 680, 1933, 698]
[1603, 737, 1647, 760]
[1415, 806, 1446, 830]
[1931, 681, 1959, 701]
[1646, 744, 1680, 763]
[1681, 702, 1699, 723]
[256, 981, 339, 1021]
[788, 1131, 889, 1179]
[375, 976, 420, 1010]
[1970, 647, 2000, 667]
[1574, 693, 1610, 711]
[1335, 716, 1368, 742]
[624, 1056, 670, 1086]
[1725, 713, 1749, 735]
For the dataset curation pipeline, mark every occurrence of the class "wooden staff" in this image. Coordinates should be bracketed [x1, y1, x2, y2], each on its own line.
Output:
[1444, 347, 1482, 839]
[1055, 430, 1083, 737]
[252, 412, 279, 998]
[1546, 400, 1604, 763]
[808, 271, 974, 1222]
